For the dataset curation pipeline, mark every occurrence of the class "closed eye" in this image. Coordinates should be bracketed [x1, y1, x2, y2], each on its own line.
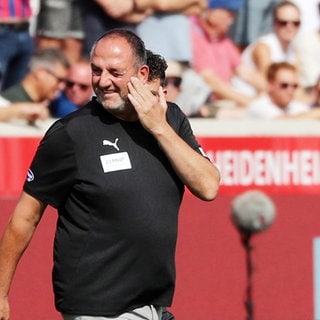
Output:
[91, 65, 102, 76]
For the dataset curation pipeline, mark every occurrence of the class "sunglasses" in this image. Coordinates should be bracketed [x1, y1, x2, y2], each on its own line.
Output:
[45, 69, 66, 83]
[164, 77, 182, 88]
[66, 80, 91, 91]
[275, 19, 301, 27]
[278, 82, 299, 90]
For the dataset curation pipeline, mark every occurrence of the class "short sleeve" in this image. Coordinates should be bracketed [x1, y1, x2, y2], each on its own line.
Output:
[166, 103, 202, 152]
[23, 121, 78, 208]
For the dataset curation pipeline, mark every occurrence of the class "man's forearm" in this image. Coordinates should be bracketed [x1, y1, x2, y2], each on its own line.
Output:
[0, 193, 46, 299]
[154, 124, 220, 201]
[134, 0, 206, 13]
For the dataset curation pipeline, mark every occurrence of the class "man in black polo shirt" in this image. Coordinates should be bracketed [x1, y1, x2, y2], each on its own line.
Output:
[0, 29, 220, 320]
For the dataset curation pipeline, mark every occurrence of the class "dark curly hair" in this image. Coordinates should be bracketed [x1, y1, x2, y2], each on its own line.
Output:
[146, 49, 168, 86]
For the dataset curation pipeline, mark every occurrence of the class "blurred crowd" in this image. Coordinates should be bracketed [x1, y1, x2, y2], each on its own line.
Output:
[0, 0, 320, 124]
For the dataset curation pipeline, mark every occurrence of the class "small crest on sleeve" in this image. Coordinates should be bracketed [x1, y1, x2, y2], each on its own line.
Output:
[26, 169, 34, 182]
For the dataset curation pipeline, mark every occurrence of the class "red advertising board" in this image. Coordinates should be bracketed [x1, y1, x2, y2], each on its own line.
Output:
[198, 136, 320, 195]
[1, 132, 320, 319]
[1, 136, 320, 196]
[0, 137, 41, 196]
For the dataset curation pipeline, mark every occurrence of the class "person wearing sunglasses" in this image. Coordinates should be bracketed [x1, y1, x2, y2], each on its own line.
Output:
[164, 60, 213, 117]
[0, 47, 69, 124]
[244, 62, 310, 119]
[50, 59, 93, 118]
[232, 1, 301, 97]
[190, 0, 268, 109]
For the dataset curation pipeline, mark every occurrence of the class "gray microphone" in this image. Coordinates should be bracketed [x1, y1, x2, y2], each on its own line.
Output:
[231, 190, 276, 234]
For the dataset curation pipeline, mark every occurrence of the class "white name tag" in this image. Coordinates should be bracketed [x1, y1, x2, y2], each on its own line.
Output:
[100, 152, 132, 173]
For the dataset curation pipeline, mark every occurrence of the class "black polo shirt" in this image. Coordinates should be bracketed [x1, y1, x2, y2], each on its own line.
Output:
[24, 98, 202, 316]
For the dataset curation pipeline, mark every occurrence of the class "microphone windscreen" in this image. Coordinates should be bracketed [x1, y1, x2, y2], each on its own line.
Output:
[231, 190, 276, 233]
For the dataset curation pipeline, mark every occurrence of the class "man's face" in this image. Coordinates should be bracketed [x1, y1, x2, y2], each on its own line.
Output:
[90, 37, 148, 116]
[269, 68, 299, 108]
[163, 76, 182, 102]
[145, 78, 162, 97]
[205, 8, 236, 38]
[273, 5, 300, 43]
[40, 64, 68, 101]
[65, 62, 92, 107]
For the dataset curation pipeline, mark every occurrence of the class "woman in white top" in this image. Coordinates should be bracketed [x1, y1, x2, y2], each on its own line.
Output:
[232, 1, 301, 96]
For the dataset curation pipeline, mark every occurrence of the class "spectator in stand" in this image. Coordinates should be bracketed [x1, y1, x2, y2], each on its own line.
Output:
[146, 50, 212, 119]
[50, 59, 93, 118]
[0, 0, 35, 91]
[164, 60, 213, 117]
[259, 75, 320, 120]
[36, 0, 85, 64]
[135, 1, 210, 119]
[189, 0, 265, 108]
[274, 76, 320, 120]
[163, 61, 182, 103]
[232, 1, 301, 96]
[228, 0, 280, 51]
[135, 0, 206, 63]
[0, 48, 69, 122]
[244, 62, 310, 119]
[80, 0, 206, 61]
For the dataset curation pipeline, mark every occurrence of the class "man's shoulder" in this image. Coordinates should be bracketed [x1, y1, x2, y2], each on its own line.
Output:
[166, 102, 192, 132]
[1, 83, 31, 102]
[57, 98, 114, 133]
[44, 102, 97, 143]
[166, 102, 186, 117]
[59, 99, 95, 122]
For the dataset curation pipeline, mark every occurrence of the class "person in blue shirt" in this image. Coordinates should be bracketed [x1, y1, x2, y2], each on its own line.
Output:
[50, 58, 93, 118]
